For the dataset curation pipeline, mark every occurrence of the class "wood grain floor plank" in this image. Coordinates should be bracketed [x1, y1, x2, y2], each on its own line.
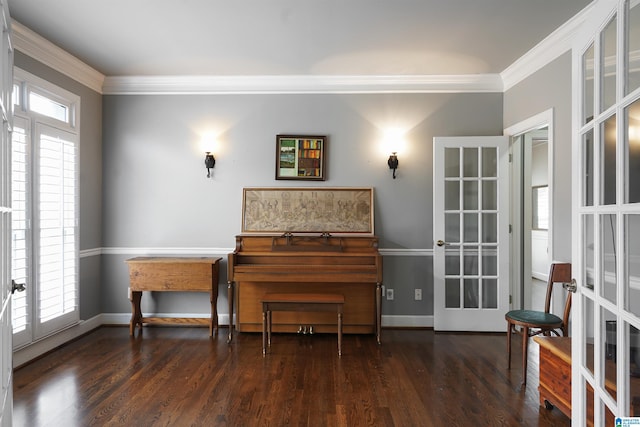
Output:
[13, 327, 571, 427]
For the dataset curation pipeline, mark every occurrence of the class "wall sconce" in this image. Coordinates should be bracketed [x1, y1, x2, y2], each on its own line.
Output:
[388, 152, 399, 179]
[204, 152, 216, 177]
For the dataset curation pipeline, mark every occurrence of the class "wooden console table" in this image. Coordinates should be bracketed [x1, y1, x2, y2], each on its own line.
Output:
[126, 257, 222, 336]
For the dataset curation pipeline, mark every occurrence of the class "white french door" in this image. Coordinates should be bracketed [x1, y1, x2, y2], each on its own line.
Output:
[0, 0, 13, 424]
[433, 136, 510, 331]
[572, 0, 640, 424]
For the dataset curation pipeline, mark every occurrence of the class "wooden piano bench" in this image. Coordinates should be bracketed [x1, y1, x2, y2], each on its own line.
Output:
[261, 293, 345, 356]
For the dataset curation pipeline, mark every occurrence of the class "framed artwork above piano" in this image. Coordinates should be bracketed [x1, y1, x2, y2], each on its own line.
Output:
[241, 187, 374, 234]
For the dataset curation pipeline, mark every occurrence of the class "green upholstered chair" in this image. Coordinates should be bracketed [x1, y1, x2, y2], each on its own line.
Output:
[505, 262, 572, 386]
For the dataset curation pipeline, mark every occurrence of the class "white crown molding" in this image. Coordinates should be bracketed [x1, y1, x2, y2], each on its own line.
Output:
[11, 20, 105, 94]
[501, 2, 594, 91]
[101, 74, 503, 95]
[12, 3, 592, 95]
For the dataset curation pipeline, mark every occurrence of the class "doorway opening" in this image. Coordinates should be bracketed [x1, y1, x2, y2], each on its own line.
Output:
[512, 127, 550, 311]
[505, 109, 554, 312]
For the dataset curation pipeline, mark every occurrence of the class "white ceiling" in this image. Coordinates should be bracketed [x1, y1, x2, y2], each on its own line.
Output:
[8, 0, 592, 78]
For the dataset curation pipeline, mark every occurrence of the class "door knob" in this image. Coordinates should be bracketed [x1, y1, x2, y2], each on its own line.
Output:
[11, 280, 26, 294]
[563, 279, 577, 293]
[436, 240, 447, 247]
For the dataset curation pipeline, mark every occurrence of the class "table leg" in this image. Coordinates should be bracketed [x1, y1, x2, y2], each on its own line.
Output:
[209, 290, 216, 337]
[129, 289, 142, 336]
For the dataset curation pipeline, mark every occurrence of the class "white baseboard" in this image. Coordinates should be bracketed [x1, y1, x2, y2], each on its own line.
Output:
[13, 315, 103, 368]
[14, 313, 432, 366]
[100, 312, 233, 326]
[382, 315, 433, 328]
[102, 313, 433, 328]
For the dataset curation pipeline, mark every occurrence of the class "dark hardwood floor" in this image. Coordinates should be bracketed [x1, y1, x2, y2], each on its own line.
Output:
[13, 327, 571, 426]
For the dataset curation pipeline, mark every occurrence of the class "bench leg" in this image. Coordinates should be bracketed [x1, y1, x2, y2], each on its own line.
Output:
[338, 311, 343, 356]
[267, 310, 272, 348]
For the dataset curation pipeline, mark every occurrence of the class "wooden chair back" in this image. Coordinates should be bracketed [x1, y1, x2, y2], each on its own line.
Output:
[543, 262, 572, 330]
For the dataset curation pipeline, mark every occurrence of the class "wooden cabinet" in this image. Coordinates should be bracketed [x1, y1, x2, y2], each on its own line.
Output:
[535, 336, 640, 425]
[534, 337, 572, 418]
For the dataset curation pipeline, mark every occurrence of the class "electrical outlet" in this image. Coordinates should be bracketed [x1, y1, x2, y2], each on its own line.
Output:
[386, 288, 394, 300]
[415, 288, 422, 301]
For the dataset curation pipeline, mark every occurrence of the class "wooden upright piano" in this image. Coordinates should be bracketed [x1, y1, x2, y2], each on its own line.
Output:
[227, 233, 383, 343]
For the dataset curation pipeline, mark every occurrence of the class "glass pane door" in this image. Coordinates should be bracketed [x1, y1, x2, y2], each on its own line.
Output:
[434, 136, 508, 331]
[574, 1, 640, 424]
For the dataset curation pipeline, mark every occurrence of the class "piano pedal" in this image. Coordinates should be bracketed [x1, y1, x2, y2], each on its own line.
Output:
[309, 326, 314, 335]
[298, 325, 304, 334]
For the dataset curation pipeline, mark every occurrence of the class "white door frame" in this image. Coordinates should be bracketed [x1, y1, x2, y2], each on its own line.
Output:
[504, 109, 555, 310]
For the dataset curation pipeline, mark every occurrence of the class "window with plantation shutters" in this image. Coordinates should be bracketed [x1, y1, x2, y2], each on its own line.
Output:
[35, 125, 78, 335]
[12, 68, 79, 347]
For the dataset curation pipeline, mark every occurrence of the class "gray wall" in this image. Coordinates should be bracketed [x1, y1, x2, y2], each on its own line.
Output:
[504, 52, 573, 262]
[102, 92, 503, 317]
[14, 51, 103, 320]
[15, 46, 575, 324]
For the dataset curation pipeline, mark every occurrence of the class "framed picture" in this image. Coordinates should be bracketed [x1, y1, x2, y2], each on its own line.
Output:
[276, 135, 326, 181]
[242, 187, 374, 234]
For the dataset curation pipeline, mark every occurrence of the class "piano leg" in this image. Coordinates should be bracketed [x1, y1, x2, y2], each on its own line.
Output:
[227, 281, 234, 344]
[338, 312, 343, 356]
[376, 282, 382, 344]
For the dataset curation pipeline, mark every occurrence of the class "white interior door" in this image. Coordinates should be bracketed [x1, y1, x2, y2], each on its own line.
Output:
[433, 136, 509, 331]
[572, 0, 640, 424]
